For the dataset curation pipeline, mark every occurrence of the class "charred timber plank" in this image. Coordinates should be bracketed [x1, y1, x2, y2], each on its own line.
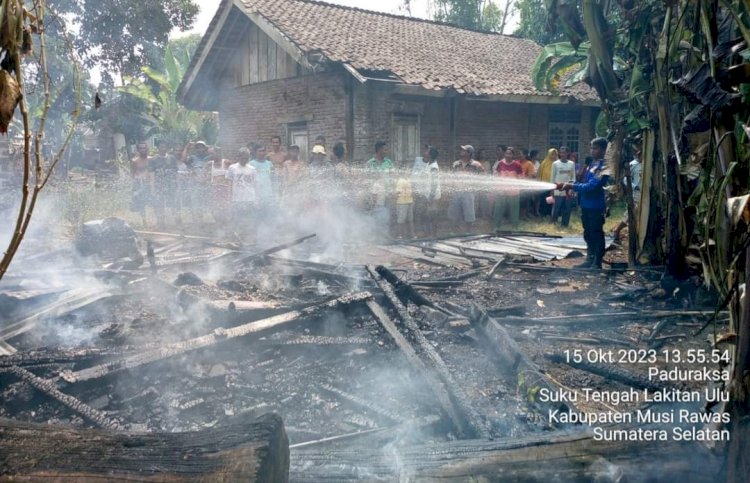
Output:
[374, 265, 452, 315]
[289, 415, 440, 449]
[486, 304, 526, 317]
[0, 346, 142, 368]
[545, 353, 669, 391]
[63, 292, 372, 384]
[289, 428, 719, 482]
[0, 288, 114, 342]
[468, 304, 571, 420]
[238, 234, 317, 265]
[319, 383, 405, 424]
[0, 366, 120, 429]
[364, 299, 469, 438]
[0, 339, 16, 356]
[497, 311, 717, 326]
[366, 266, 490, 440]
[0, 413, 289, 482]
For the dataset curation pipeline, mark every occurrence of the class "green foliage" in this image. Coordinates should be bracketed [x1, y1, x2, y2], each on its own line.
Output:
[433, 0, 511, 32]
[47, 0, 199, 82]
[119, 42, 216, 148]
[530, 41, 589, 93]
[513, 0, 564, 44]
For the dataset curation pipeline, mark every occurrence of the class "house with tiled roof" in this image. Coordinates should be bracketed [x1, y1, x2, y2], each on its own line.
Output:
[178, 0, 600, 164]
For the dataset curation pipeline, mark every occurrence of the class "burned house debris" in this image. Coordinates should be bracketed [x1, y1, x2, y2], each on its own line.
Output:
[0, 223, 726, 480]
[0, 0, 742, 482]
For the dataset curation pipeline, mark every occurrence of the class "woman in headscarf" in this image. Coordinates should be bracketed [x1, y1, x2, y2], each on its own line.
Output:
[537, 148, 558, 217]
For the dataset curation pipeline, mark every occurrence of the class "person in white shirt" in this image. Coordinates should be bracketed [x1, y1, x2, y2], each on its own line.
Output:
[550, 154, 577, 227]
[411, 144, 441, 235]
[225, 147, 257, 235]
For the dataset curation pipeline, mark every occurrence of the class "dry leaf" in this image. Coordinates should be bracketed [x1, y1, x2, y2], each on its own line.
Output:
[0, 70, 21, 134]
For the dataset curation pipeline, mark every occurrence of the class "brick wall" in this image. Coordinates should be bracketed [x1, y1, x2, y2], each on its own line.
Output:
[218, 71, 595, 169]
[218, 71, 348, 156]
[454, 99, 552, 166]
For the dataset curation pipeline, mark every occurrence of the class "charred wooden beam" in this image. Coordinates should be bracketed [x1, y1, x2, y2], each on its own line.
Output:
[239, 234, 317, 265]
[289, 415, 440, 450]
[0, 366, 120, 429]
[0, 346, 143, 368]
[0, 413, 289, 482]
[290, 427, 720, 482]
[494, 310, 719, 327]
[62, 291, 372, 384]
[486, 304, 526, 318]
[374, 265, 451, 315]
[0, 288, 115, 343]
[366, 266, 490, 440]
[468, 304, 572, 420]
[365, 299, 471, 438]
[320, 383, 404, 424]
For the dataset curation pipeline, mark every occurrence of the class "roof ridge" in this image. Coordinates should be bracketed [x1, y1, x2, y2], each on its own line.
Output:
[239, 0, 532, 40]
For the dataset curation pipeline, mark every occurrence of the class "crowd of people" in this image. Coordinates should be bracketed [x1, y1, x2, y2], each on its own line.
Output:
[128, 134, 641, 266]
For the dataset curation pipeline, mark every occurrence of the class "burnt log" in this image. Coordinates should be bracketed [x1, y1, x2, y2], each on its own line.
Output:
[366, 266, 490, 439]
[365, 299, 472, 438]
[374, 265, 451, 315]
[468, 304, 572, 420]
[62, 291, 372, 384]
[0, 413, 289, 482]
[238, 234, 317, 265]
[290, 427, 720, 482]
[0, 366, 120, 429]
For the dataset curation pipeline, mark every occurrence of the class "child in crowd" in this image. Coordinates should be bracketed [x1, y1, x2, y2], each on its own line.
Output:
[395, 161, 415, 239]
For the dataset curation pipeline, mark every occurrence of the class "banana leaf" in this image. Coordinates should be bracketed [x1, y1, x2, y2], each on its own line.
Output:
[672, 63, 739, 111]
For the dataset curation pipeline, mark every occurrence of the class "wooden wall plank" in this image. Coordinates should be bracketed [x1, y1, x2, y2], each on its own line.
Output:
[276, 43, 287, 79]
[267, 37, 277, 80]
[258, 31, 268, 82]
[249, 24, 259, 84]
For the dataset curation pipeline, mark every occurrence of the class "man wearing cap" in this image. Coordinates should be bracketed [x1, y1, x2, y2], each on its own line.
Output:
[310, 144, 334, 177]
[558, 137, 611, 269]
[449, 145, 485, 232]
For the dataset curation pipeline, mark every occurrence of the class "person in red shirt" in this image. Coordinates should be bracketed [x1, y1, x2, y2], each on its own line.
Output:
[493, 147, 522, 228]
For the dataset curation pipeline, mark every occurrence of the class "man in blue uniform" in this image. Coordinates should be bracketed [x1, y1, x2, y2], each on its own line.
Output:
[558, 137, 611, 269]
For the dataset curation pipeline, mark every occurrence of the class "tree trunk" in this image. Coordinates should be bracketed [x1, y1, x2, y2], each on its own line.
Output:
[726, 246, 750, 482]
[0, 413, 289, 482]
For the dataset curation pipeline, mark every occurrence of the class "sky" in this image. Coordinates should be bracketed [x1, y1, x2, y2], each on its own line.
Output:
[177, 0, 433, 38]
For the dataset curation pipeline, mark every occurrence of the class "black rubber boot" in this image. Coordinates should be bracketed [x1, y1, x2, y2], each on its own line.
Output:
[573, 256, 594, 269]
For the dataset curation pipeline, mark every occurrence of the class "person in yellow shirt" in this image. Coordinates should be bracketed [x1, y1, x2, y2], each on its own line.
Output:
[537, 148, 558, 217]
[395, 165, 415, 239]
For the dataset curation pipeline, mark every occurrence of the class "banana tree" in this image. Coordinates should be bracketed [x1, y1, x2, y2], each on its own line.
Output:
[538, 1, 750, 479]
[119, 45, 216, 148]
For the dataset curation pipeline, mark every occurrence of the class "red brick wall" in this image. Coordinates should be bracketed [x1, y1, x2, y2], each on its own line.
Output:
[218, 71, 348, 157]
[218, 72, 596, 168]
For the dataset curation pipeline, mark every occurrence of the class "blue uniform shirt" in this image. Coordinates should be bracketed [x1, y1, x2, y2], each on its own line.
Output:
[573, 159, 610, 211]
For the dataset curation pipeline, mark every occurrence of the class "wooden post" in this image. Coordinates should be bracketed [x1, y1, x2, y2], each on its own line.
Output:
[0, 413, 289, 482]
